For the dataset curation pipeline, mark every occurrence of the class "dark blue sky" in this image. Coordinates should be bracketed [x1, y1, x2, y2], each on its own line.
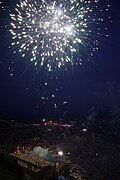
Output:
[0, 0, 120, 121]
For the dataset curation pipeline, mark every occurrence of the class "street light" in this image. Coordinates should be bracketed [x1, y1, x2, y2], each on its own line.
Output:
[58, 151, 63, 156]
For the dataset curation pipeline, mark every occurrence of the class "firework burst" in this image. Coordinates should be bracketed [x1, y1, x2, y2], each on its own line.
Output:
[9, 0, 110, 71]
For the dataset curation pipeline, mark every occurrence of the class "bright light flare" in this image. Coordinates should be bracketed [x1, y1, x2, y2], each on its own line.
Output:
[58, 151, 63, 156]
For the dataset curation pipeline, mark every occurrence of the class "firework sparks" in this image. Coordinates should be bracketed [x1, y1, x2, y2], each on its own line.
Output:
[9, 0, 110, 71]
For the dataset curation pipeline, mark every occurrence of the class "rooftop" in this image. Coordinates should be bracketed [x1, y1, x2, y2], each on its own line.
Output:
[11, 150, 55, 169]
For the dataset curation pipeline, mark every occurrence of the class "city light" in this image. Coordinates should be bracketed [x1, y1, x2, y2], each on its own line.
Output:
[58, 151, 63, 156]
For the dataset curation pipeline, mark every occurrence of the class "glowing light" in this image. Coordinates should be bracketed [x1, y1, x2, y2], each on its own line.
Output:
[82, 128, 87, 132]
[9, 0, 110, 71]
[58, 151, 63, 156]
[43, 118, 45, 122]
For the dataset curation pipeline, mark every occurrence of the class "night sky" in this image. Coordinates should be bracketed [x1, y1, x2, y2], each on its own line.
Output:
[0, 0, 120, 121]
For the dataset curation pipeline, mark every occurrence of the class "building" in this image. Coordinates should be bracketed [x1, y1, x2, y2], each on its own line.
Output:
[11, 150, 56, 179]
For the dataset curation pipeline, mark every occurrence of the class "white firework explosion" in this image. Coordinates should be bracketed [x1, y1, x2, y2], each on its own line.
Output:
[9, 0, 110, 71]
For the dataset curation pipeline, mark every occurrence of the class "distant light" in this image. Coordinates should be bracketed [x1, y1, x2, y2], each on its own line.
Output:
[58, 151, 63, 156]
[82, 128, 87, 132]
[43, 118, 45, 122]
[68, 152, 70, 155]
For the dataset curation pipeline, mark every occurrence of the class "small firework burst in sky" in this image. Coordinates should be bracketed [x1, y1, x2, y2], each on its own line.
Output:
[9, 0, 110, 71]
